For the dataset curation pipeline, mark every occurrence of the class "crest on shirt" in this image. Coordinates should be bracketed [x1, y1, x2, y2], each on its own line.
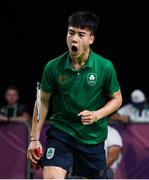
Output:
[87, 73, 97, 86]
[46, 147, 55, 159]
[59, 75, 67, 84]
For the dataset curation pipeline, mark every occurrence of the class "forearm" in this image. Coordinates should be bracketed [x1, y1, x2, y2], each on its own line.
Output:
[78, 91, 122, 124]
[30, 103, 39, 139]
[30, 90, 51, 140]
[109, 113, 129, 123]
[38, 98, 49, 137]
[107, 154, 118, 168]
[0, 114, 8, 121]
[106, 148, 121, 167]
[118, 115, 129, 123]
[10, 113, 30, 122]
[30, 101, 49, 140]
[96, 97, 122, 120]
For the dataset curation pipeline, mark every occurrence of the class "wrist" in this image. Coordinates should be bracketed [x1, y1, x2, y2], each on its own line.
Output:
[93, 111, 98, 122]
[30, 138, 39, 142]
[30, 134, 39, 142]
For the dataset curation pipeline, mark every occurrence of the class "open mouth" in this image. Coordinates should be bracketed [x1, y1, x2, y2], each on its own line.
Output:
[71, 45, 78, 52]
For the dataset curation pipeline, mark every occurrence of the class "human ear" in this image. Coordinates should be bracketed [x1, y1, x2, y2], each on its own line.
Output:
[89, 35, 95, 45]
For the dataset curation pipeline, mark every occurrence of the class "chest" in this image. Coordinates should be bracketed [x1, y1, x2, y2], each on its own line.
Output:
[56, 68, 104, 93]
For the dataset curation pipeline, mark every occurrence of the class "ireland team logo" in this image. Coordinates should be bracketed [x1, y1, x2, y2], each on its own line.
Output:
[46, 147, 55, 159]
[87, 73, 97, 86]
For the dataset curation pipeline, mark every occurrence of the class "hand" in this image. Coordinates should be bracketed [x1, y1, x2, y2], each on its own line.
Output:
[27, 140, 43, 165]
[78, 110, 98, 125]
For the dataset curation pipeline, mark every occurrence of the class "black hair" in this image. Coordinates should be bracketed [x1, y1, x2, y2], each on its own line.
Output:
[68, 11, 100, 35]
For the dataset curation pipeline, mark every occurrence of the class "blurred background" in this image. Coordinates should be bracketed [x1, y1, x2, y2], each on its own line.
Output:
[0, 1, 148, 112]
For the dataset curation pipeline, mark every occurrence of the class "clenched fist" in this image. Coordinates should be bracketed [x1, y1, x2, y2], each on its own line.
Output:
[78, 110, 98, 125]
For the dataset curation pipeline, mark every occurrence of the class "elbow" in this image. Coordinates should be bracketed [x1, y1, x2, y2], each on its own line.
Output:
[113, 90, 123, 110]
[118, 95, 123, 109]
[116, 92, 123, 110]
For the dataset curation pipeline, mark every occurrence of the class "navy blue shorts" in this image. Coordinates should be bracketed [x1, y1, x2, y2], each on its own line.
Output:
[40, 125, 107, 179]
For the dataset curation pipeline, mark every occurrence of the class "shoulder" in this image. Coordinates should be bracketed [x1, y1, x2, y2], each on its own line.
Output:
[92, 51, 113, 68]
[45, 52, 69, 69]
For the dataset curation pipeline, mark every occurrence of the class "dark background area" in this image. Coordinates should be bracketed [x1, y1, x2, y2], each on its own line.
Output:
[0, 1, 148, 114]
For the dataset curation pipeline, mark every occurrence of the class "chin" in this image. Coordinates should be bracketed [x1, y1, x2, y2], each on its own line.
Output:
[70, 51, 78, 56]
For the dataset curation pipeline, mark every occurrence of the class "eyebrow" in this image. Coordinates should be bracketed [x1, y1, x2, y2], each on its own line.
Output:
[68, 29, 87, 35]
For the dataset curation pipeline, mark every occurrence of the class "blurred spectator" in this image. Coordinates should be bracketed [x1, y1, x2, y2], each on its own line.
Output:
[0, 85, 31, 124]
[105, 125, 123, 179]
[110, 89, 149, 123]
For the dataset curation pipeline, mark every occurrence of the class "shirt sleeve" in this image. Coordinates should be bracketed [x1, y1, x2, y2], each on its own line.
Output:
[104, 62, 120, 97]
[40, 61, 56, 93]
[107, 126, 123, 148]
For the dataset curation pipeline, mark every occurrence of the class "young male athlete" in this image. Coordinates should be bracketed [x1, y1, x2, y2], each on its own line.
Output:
[27, 11, 122, 179]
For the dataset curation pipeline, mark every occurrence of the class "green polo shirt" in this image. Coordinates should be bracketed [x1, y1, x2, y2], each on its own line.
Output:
[40, 50, 120, 144]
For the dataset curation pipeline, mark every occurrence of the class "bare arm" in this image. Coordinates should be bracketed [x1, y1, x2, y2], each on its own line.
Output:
[27, 89, 52, 164]
[0, 114, 9, 122]
[95, 90, 122, 120]
[9, 113, 31, 122]
[30, 89, 52, 140]
[106, 146, 121, 168]
[78, 90, 122, 125]
[109, 113, 129, 123]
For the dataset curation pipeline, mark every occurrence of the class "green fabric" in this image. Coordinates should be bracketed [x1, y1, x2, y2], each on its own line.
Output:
[40, 50, 120, 144]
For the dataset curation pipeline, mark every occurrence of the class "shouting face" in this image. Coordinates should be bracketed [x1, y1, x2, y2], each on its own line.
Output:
[66, 26, 95, 58]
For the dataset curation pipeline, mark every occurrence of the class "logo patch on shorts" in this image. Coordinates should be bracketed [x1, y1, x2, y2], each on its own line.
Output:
[46, 147, 55, 159]
[87, 73, 97, 86]
[99, 169, 104, 176]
